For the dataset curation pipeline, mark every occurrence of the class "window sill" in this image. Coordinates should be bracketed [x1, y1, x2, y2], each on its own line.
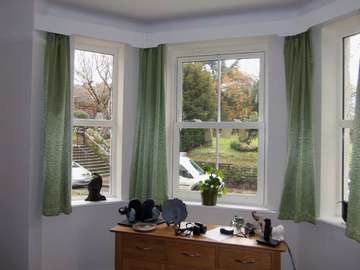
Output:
[72, 197, 124, 208]
[317, 216, 346, 229]
[184, 201, 276, 214]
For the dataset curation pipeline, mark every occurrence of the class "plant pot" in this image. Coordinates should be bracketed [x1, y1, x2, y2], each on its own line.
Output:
[342, 201, 348, 222]
[201, 189, 218, 206]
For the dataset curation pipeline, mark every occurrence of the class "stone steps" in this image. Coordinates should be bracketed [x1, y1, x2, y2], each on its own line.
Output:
[73, 145, 110, 177]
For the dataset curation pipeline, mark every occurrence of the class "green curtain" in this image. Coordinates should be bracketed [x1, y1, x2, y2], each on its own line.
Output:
[278, 30, 316, 223]
[42, 33, 72, 216]
[347, 63, 360, 242]
[129, 45, 168, 204]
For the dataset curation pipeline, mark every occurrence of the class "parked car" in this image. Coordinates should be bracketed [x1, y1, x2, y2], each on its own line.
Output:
[72, 162, 92, 188]
[179, 156, 209, 190]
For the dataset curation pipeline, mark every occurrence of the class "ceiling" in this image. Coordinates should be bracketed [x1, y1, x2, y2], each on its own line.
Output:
[45, 0, 331, 23]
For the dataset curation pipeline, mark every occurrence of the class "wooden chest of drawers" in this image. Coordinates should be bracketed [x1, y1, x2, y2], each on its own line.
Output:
[111, 224, 287, 270]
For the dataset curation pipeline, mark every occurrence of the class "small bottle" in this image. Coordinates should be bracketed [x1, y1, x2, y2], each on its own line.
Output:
[231, 215, 245, 233]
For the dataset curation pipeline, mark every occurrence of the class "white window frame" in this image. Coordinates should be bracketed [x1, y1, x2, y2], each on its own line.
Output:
[338, 31, 360, 201]
[166, 41, 267, 206]
[320, 17, 360, 219]
[70, 36, 124, 200]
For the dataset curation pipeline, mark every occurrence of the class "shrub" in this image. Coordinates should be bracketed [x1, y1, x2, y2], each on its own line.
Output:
[180, 129, 209, 152]
[230, 137, 258, 152]
[195, 161, 257, 187]
[74, 110, 90, 119]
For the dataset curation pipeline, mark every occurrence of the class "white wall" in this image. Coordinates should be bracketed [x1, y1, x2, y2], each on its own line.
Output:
[265, 36, 288, 210]
[298, 221, 360, 269]
[29, 30, 46, 270]
[120, 46, 139, 201]
[0, 1, 34, 270]
[42, 203, 125, 270]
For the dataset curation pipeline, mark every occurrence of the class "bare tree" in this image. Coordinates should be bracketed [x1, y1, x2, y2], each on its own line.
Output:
[75, 51, 113, 119]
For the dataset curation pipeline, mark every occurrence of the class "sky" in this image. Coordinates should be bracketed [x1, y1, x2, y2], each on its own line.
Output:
[74, 49, 114, 86]
[225, 58, 260, 80]
[344, 33, 360, 119]
[199, 58, 260, 81]
[349, 33, 360, 88]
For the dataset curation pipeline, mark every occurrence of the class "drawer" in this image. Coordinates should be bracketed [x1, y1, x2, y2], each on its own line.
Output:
[218, 247, 272, 270]
[121, 234, 166, 261]
[123, 258, 162, 270]
[167, 241, 215, 269]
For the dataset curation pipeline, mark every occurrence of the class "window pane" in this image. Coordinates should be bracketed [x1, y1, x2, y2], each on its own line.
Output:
[182, 61, 218, 122]
[179, 128, 216, 191]
[343, 128, 353, 202]
[221, 58, 260, 122]
[343, 33, 360, 120]
[74, 50, 113, 120]
[219, 129, 258, 195]
[72, 126, 111, 200]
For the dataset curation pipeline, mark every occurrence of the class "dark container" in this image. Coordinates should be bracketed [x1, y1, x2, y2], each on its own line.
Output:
[201, 189, 218, 206]
[342, 201, 348, 222]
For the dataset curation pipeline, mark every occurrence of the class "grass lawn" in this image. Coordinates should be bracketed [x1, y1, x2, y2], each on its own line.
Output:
[187, 136, 258, 167]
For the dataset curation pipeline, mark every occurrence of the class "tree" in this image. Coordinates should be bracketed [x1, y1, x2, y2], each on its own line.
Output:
[181, 63, 217, 152]
[75, 51, 113, 119]
[221, 68, 258, 121]
[182, 63, 217, 121]
[221, 66, 259, 146]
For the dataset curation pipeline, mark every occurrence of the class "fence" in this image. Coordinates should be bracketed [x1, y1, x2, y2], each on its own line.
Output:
[197, 161, 257, 192]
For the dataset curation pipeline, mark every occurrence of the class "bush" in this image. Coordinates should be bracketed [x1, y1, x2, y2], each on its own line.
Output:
[74, 110, 90, 119]
[88, 143, 109, 163]
[230, 138, 258, 152]
[195, 161, 257, 188]
[180, 129, 208, 152]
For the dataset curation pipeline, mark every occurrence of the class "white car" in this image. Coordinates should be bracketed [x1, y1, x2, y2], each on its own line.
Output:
[72, 162, 92, 188]
[179, 156, 209, 190]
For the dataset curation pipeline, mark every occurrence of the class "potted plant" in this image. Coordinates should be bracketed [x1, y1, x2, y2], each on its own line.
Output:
[199, 166, 226, 206]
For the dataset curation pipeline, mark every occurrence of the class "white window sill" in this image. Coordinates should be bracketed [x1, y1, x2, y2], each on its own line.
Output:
[71, 198, 274, 213]
[184, 201, 276, 214]
[317, 216, 346, 229]
[72, 197, 124, 208]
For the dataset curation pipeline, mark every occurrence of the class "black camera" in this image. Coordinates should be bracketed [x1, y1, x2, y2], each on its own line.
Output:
[192, 222, 207, 236]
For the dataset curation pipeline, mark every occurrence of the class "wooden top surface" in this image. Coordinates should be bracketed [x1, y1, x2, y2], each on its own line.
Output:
[111, 224, 287, 253]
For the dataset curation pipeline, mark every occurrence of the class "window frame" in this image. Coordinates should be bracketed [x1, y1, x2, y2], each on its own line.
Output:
[70, 37, 124, 201]
[168, 48, 266, 206]
[320, 19, 360, 219]
[339, 31, 360, 202]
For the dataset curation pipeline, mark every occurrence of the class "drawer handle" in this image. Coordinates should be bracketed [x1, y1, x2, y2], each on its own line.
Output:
[181, 252, 201, 258]
[235, 259, 256, 265]
[135, 246, 153, 251]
